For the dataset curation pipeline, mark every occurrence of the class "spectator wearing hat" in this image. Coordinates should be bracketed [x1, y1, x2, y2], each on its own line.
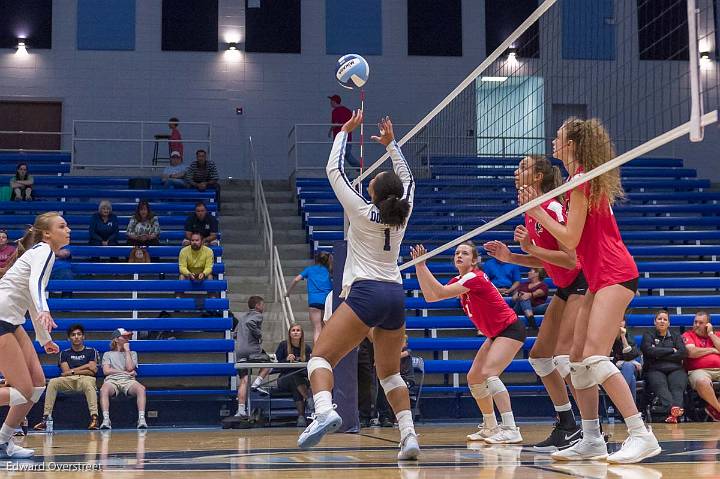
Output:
[100, 329, 147, 430]
[168, 117, 183, 159]
[328, 95, 359, 167]
[162, 151, 188, 188]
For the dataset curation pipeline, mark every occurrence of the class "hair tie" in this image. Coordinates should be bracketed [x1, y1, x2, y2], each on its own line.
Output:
[387, 195, 397, 201]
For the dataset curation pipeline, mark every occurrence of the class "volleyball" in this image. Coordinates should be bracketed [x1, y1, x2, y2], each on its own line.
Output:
[335, 54, 369, 89]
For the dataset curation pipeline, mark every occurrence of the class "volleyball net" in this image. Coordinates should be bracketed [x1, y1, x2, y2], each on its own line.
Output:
[351, 0, 719, 268]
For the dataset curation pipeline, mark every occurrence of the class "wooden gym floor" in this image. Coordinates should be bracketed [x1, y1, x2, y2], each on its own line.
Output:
[3, 422, 720, 478]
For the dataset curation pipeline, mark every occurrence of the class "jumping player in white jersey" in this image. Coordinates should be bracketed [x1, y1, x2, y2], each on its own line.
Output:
[297, 111, 419, 460]
[0, 212, 70, 458]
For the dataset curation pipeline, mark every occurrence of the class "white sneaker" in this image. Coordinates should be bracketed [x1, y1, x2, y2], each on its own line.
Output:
[100, 418, 112, 430]
[484, 425, 523, 444]
[397, 433, 420, 461]
[137, 417, 148, 429]
[467, 424, 499, 442]
[607, 431, 661, 464]
[0, 439, 34, 459]
[297, 409, 342, 449]
[551, 436, 608, 461]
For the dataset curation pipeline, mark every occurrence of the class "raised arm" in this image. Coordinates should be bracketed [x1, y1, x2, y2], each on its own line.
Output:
[410, 245, 468, 302]
[374, 117, 414, 212]
[522, 187, 588, 250]
[326, 110, 369, 216]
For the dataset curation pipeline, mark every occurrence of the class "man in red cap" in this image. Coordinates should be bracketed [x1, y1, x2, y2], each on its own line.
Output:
[328, 95, 359, 167]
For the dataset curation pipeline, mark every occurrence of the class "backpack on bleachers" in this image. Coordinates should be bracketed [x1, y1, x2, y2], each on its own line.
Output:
[128, 246, 150, 263]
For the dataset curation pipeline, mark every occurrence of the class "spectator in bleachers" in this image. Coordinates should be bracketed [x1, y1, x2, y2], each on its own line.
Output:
[234, 296, 270, 418]
[274, 323, 313, 427]
[641, 309, 687, 423]
[10, 163, 33, 201]
[682, 311, 720, 421]
[183, 202, 218, 246]
[482, 257, 521, 296]
[33, 324, 100, 431]
[184, 149, 219, 193]
[168, 117, 183, 160]
[178, 233, 214, 282]
[161, 151, 188, 188]
[126, 200, 161, 247]
[328, 95, 358, 167]
[375, 334, 415, 427]
[286, 252, 333, 343]
[610, 319, 642, 403]
[89, 200, 119, 246]
[510, 267, 548, 330]
[100, 328, 147, 430]
[0, 230, 17, 278]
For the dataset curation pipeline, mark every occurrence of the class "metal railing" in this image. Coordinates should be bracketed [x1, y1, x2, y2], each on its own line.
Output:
[249, 136, 294, 330]
[0, 130, 72, 152]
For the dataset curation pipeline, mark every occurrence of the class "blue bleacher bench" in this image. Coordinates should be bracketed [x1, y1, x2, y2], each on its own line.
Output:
[47, 298, 229, 311]
[1, 230, 204, 242]
[41, 362, 236, 378]
[33, 339, 233, 355]
[23, 317, 232, 333]
[67, 246, 222, 258]
[0, 164, 70, 174]
[0, 214, 190, 228]
[68, 262, 225, 275]
[0, 176, 164, 187]
[398, 245, 720, 259]
[406, 314, 697, 330]
[423, 156, 683, 168]
[31, 188, 215, 201]
[0, 201, 216, 213]
[48, 279, 227, 293]
[0, 152, 70, 163]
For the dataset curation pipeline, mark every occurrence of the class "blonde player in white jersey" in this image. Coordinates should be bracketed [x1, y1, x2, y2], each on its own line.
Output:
[297, 110, 419, 460]
[0, 212, 69, 458]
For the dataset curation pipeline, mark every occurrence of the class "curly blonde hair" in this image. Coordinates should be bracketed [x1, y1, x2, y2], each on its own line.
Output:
[564, 118, 624, 208]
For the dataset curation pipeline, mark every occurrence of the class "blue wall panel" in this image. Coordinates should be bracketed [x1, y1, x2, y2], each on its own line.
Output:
[77, 0, 135, 51]
[562, 0, 615, 60]
[326, 0, 382, 55]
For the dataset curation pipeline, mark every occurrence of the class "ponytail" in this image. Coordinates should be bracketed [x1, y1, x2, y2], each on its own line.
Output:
[17, 212, 61, 258]
[373, 172, 411, 228]
[315, 251, 332, 272]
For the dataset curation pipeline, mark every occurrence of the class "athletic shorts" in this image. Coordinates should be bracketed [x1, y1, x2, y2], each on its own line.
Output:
[105, 376, 141, 396]
[0, 320, 19, 337]
[308, 303, 325, 310]
[491, 318, 527, 342]
[555, 270, 588, 301]
[344, 280, 405, 331]
[619, 277, 639, 294]
[236, 350, 267, 379]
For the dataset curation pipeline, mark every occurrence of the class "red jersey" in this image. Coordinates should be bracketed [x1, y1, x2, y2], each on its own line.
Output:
[169, 128, 183, 157]
[331, 106, 353, 142]
[525, 199, 581, 288]
[682, 330, 720, 371]
[566, 171, 638, 292]
[447, 268, 517, 338]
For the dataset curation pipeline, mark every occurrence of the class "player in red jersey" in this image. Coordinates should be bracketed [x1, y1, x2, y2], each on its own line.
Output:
[411, 241, 525, 444]
[484, 155, 586, 452]
[521, 118, 660, 464]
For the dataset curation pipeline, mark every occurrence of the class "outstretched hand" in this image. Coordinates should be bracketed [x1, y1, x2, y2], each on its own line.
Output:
[341, 109, 363, 134]
[514, 225, 532, 252]
[483, 240, 512, 262]
[410, 244, 428, 265]
[37, 312, 57, 333]
[370, 116, 395, 147]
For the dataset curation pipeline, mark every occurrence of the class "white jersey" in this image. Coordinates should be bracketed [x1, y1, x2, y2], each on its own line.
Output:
[327, 132, 415, 296]
[0, 242, 55, 345]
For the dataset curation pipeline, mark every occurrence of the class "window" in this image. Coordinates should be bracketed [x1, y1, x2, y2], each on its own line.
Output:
[245, 0, 301, 54]
[485, 0, 539, 58]
[637, 0, 689, 61]
[162, 0, 218, 52]
[408, 0, 462, 56]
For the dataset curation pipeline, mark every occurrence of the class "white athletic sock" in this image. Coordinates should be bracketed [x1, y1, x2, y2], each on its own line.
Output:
[0, 424, 14, 444]
[313, 390, 333, 416]
[102, 411, 110, 421]
[252, 377, 263, 388]
[482, 413, 498, 429]
[237, 404, 247, 416]
[554, 402, 572, 412]
[138, 411, 145, 419]
[625, 413, 647, 436]
[396, 410, 416, 440]
[581, 418, 602, 440]
[500, 411, 516, 428]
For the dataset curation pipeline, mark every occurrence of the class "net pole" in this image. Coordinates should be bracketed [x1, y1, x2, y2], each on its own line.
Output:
[687, 0, 704, 142]
[351, 0, 559, 187]
[399, 110, 719, 270]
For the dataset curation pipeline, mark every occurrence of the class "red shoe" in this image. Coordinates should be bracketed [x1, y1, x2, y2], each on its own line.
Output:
[705, 405, 720, 421]
[665, 415, 678, 424]
[670, 406, 684, 418]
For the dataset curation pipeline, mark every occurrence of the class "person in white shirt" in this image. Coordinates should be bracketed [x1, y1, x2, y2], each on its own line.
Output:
[0, 212, 69, 459]
[297, 111, 419, 461]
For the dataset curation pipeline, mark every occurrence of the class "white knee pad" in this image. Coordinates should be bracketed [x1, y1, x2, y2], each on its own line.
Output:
[529, 357, 556, 378]
[469, 381, 490, 399]
[570, 361, 596, 390]
[554, 355, 571, 378]
[486, 376, 507, 397]
[8, 387, 29, 406]
[307, 356, 332, 378]
[31, 386, 45, 403]
[585, 355, 619, 386]
[379, 373, 406, 394]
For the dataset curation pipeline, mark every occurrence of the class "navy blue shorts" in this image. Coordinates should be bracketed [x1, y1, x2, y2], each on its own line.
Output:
[344, 280, 406, 331]
[0, 320, 19, 337]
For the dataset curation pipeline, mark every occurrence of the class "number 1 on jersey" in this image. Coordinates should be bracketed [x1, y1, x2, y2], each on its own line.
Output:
[383, 228, 391, 251]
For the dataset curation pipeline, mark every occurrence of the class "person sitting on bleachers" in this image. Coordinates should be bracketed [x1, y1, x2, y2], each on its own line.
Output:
[162, 151, 188, 188]
[184, 149, 219, 192]
[33, 324, 100, 431]
[89, 200, 119, 246]
[126, 200, 161, 247]
[610, 319, 642, 404]
[10, 163, 33, 201]
[482, 256, 521, 296]
[0, 230, 17, 278]
[682, 311, 720, 421]
[182, 202, 218, 246]
[641, 309, 687, 423]
[234, 296, 270, 418]
[100, 328, 147, 430]
[178, 232, 214, 282]
[274, 323, 313, 427]
[510, 267, 548, 330]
